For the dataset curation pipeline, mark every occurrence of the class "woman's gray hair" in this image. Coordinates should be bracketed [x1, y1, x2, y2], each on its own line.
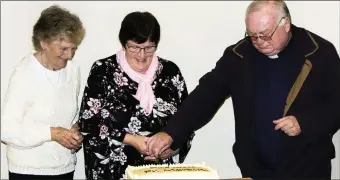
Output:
[32, 5, 85, 51]
[245, 0, 292, 24]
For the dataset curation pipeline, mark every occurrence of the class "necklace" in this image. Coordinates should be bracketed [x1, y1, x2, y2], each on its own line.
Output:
[41, 52, 60, 88]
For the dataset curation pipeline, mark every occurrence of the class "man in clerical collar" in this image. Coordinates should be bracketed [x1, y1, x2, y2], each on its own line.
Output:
[147, 0, 340, 179]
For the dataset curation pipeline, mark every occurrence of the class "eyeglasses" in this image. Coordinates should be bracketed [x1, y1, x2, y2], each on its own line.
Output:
[245, 17, 285, 41]
[126, 45, 157, 53]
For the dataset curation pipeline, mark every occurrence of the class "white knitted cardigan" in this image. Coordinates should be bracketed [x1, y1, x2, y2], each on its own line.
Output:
[1, 54, 80, 175]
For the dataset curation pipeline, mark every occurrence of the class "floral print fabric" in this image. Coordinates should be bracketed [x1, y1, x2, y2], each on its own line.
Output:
[78, 54, 194, 179]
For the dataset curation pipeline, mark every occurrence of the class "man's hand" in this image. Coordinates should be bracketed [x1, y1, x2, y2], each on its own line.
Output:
[144, 155, 158, 162]
[273, 115, 301, 136]
[144, 148, 179, 161]
[159, 148, 179, 160]
[146, 132, 173, 159]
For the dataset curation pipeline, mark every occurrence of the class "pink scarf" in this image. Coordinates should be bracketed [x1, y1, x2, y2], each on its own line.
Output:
[117, 49, 158, 115]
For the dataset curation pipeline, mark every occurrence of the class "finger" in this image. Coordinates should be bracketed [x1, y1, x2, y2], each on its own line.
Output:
[146, 158, 158, 162]
[284, 126, 300, 135]
[149, 137, 160, 157]
[140, 144, 149, 155]
[155, 144, 169, 159]
[146, 136, 155, 153]
[74, 139, 83, 148]
[60, 137, 75, 150]
[273, 116, 288, 124]
[159, 145, 170, 156]
[289, 127, 301, 136]
[282, 124, 292, 132]
[295, 130, 301, 135]
[162, 151, 173, 160]
[160, 149, 170, 156]
[274, 120, 290, 130]
[160, 150, 171, 160]
[144, 136, 150, 143]
[153, 149, 160, 159]
[148, 135, 160, 155]
[146, 136, 154, 147]
[68, 144, 77, 150]
[144, 156, 157, 161]
[284, 127, 296, 134]
[156, 140, 171, 157]
[153, 145, 162, 159]
[76, 140, 83, 147]
[69, 136, 78, 145]
[67, 137, 79, 149]
[70, 128, 78, 135]
[77, 134, 83, 142]
[143, 137, 150, 152]
[59, 139, 69, 149]
[161, 154, 171, 160]
[63, 141, 73, 150]
[72, 133, 81, 141]
[160, 154, 168, 160]
[78, 136, 84, 143]
[160, 148, 170, 155]
[283, 130, 291, 136]
[287, 132, 297, 136]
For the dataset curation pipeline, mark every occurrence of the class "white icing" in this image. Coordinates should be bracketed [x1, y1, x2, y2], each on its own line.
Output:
[125, 162, 220, 179]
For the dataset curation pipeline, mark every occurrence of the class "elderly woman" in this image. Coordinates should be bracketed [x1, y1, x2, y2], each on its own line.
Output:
[1, 5, 85, 180]
[78, 11, 194, 179]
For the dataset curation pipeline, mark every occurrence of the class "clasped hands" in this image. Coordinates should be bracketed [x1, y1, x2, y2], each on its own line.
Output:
[51, 123, 83, 152]
[125, 133, 178, 162]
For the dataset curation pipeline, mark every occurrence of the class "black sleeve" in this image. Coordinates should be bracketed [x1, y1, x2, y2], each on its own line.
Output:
[170, 64, 195, 162]
[163, 48, 233, 149]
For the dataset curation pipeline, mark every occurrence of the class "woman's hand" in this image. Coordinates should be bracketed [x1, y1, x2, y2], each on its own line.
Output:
[70, 123, 83, 153]
[70, 123, 83, 144]
[51, 127, 82, 150]
[123, 134, 149, 155]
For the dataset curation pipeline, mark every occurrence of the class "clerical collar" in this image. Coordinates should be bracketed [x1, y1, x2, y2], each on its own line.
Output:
[267, 32, 293, 60]
[268, 54, 279, 59]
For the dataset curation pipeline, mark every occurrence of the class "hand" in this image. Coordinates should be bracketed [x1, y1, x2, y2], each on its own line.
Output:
[146, 132, 173, 159]
[144, 148, 178, 161]
[144, 155, 158, 162]
[124, 134, 149, 155]
[273, 115, 301, 136]
[70, 123, 83, 153]
[159, 148, 179, 160]
[51, 127, 82, 150]
[70, 123, 83, 145]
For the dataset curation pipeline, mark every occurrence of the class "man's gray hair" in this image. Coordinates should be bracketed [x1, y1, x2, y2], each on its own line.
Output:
[245, 0, 292, 24]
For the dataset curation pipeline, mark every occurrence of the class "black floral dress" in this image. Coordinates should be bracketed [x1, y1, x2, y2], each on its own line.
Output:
[78, 54, 194, 179]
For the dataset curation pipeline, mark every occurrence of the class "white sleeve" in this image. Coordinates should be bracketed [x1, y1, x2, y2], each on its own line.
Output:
[1, 68, 51, 149]
[71, 65, 81, 125]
